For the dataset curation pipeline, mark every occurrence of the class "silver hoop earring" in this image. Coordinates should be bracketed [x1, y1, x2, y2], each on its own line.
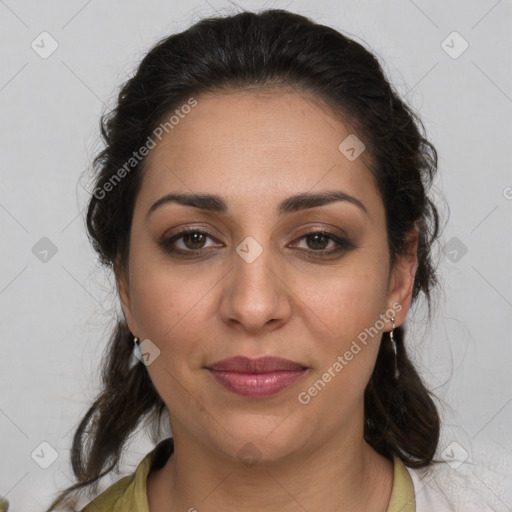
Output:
[389, 317, 399, 379]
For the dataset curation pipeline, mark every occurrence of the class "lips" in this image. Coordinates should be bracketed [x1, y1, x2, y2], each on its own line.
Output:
[206, 356, 307, 373]
[206, 356, 308, 397]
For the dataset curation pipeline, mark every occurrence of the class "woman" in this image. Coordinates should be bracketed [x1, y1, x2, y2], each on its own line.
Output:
[46, 8, 447, 511]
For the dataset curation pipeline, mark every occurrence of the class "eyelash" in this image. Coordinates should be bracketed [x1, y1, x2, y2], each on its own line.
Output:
[159, 228, 356, 257]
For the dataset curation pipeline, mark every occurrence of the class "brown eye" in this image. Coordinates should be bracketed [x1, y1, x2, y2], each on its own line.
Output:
[304, 233, 330, 250]
[159, 228, 356, 259]
[159, 229, 222, 255]
[291, 230, 356, 255]
[182, 232, 207, 249]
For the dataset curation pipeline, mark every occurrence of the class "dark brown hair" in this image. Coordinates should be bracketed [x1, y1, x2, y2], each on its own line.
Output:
[47, 8, 444, 510]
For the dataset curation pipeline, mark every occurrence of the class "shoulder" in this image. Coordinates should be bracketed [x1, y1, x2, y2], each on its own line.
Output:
[405, 442, 512, 511]
[80, 437, 174, 512]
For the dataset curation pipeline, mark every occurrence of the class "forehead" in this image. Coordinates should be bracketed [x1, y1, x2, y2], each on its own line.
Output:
[136, 89, 382, 220]
[147, 88, 361, 164]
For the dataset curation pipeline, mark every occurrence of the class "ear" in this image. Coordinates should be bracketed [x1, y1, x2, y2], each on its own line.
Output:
[385, 225, 419, 329]
[114, 259, 138, 335]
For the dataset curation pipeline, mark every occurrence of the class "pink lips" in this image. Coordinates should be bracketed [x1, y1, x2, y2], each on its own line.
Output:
[206, 356, 308, 397]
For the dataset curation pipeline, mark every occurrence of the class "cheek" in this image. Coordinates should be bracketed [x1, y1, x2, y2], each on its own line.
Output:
[128, 250, 206, 340]
[130, 275, 178, 339]
[296, 277, 387, 418]
[292, 255, 389, 404]
[129, 268, 209, 400]
[127, 261, 218, 388]
[296, 259, 389, 341]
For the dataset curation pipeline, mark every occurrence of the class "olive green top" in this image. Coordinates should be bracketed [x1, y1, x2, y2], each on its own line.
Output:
[81, 438, 415, 511]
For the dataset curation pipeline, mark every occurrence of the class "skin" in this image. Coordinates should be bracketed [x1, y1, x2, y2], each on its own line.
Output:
[116, 88, 419, 512]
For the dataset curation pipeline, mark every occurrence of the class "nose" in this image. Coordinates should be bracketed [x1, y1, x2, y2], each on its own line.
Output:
[219, 239, 293, 333]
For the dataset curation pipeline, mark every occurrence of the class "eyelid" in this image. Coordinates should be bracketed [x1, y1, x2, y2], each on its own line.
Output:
[292, 223, 349, 239]
[289, 229, 355, 251]
[161, 224, 221, 241]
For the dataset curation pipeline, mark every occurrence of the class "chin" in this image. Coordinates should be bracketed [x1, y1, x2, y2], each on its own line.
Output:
[207, 415, 306, 465]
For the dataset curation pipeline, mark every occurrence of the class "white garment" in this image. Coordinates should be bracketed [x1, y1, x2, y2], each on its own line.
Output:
[405, 444, 512, 511]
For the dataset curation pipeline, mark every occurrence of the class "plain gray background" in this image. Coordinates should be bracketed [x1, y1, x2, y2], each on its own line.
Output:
[1, 0, 511, 510]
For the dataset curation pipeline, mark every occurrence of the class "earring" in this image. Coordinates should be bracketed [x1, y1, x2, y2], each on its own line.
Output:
[133, 336, 142, 362]
[389, 317, 399, 379]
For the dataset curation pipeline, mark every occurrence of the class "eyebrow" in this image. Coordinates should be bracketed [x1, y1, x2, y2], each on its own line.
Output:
[146, 190, 369, 219]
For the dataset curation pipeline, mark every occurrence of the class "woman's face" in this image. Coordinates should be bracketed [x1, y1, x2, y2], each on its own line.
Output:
[117, 88, 417, 463]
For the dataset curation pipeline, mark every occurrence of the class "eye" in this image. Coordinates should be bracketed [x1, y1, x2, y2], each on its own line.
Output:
[159, 229, 222, 255]
[290, 230, 355, 255]
[159, 228, 356, 258]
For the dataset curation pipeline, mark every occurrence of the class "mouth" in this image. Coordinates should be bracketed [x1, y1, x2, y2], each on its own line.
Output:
[205, 356, 309, 398]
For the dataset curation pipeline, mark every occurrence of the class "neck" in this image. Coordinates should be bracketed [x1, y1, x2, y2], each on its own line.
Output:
[147, 426, 394, 512]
